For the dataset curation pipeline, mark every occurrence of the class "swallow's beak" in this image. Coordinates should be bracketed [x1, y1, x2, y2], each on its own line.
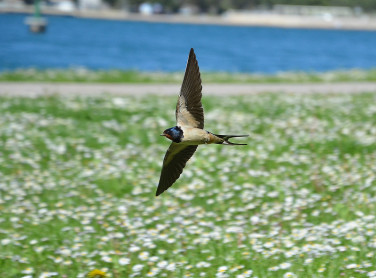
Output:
[160, 133, 166, 136]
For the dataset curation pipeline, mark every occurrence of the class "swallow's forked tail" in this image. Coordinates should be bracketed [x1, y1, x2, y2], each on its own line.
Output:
[214, 134, 249, 145]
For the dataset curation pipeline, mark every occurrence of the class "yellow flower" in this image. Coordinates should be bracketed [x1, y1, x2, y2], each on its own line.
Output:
[87, 269, 107, 278]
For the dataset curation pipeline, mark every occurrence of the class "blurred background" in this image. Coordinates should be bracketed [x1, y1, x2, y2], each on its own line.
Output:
[1, 0, 376, 74]
[2, 2, 376, 278]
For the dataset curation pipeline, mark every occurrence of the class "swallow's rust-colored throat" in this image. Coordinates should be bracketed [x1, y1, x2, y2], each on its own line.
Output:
[161, 133, 173, 141]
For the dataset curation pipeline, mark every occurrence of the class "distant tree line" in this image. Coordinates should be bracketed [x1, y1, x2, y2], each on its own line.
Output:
[113, 0, 376, 13]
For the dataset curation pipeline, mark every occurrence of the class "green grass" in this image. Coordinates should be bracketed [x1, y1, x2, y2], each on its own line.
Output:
[0, 92, 376, 278]
[1, 68, 376, 83]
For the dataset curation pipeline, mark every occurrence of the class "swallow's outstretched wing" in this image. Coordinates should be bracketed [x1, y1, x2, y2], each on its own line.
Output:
[176, 48, 204, 129]
[156, 143, 198, 196]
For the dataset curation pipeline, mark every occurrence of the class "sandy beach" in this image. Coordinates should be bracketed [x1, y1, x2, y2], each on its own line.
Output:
[2, 6, 376, 30]
[1, 82, 375, 97]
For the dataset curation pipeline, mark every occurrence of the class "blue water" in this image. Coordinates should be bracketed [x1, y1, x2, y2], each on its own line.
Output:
[1, 13, 376, 73]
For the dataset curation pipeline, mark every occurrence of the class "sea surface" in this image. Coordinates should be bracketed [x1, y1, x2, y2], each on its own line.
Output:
[1, 13, 376, 73]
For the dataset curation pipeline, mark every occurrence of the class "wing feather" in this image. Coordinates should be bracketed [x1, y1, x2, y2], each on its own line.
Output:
[176, 48, 204, 129]
[156, 143, 198, 196]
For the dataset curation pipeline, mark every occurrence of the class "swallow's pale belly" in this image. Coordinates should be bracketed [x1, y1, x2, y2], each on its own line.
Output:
[180, 127, 223, 145]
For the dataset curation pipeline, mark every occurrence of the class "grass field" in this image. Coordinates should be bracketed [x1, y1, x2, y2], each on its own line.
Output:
[1, 68, 376, 84]
[1, 92, 376, 278]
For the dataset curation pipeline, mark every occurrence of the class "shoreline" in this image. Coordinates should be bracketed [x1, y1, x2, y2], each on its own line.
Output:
[2, 7, 376, 31]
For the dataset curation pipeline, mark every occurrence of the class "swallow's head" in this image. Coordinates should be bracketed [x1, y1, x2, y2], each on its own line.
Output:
[161, 126, 183, 143]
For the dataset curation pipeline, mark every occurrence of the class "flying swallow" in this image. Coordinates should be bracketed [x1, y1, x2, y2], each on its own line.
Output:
[156, 48, 248, 196]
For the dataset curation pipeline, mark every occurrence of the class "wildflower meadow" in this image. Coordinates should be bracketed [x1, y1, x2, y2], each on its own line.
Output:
[1, 92, 376, 278]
